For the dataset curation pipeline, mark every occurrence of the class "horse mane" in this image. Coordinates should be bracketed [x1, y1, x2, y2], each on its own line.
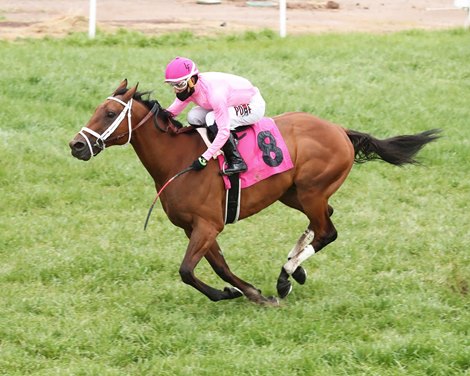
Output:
[114, 87, 184, 129]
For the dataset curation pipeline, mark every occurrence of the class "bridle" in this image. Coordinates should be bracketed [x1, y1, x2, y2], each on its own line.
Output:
[79, 96, 159, 157]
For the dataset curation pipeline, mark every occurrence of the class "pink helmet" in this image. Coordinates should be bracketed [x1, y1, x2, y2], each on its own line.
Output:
[164, 57, 199, 83]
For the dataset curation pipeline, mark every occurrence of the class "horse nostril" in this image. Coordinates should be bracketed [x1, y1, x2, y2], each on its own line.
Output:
[70, 140, 86, 151]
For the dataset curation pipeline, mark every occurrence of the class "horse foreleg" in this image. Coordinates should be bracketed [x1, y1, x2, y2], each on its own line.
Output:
[205, 242, 279, 306]
[204, 244, 243, 300]
[179, 225, 232, 302]
[180, 225, 278, 305]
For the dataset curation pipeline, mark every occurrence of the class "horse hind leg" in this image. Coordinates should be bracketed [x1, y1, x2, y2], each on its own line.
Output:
[276, 200, 337, 299]
[285, 205, 334, 284]
[276, 191, 335, 298]
[276, 229, 314, 298]
[287, 229, 315, 285]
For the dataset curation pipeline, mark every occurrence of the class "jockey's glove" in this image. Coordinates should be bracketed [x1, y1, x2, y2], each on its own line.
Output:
[190, 156, 208, 171]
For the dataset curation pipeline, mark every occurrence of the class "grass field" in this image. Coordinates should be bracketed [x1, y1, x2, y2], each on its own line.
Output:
[0, 29, 469, 375]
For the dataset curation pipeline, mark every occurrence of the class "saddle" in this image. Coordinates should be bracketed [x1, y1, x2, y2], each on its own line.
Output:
[196, 118, 293, 224]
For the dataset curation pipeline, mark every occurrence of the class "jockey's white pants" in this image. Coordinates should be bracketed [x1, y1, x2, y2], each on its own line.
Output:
[187, 90, 266, 129]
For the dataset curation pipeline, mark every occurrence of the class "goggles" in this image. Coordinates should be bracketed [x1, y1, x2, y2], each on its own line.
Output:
[167, 79, 189, 91]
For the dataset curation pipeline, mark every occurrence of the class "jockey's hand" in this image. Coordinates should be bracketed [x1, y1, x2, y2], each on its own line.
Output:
[190, 156, 208, 171]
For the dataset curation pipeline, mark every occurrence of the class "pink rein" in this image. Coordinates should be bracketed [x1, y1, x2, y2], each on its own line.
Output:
[143, 166, 194, 230]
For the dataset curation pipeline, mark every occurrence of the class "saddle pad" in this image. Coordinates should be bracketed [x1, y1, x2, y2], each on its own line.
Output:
[219, 117, 293, 190]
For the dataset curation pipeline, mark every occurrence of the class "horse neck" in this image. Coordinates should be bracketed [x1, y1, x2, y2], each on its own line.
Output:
[130, 105, 196, 187]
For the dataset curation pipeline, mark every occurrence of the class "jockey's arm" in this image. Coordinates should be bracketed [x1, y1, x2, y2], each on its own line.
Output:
[166, 97, 189, 117]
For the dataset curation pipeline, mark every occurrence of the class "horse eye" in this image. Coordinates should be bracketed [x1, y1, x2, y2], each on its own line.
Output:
[107, 111, 116, 118]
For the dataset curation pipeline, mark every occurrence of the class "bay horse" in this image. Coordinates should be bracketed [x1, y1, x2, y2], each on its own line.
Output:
[69, 80, 440, 306]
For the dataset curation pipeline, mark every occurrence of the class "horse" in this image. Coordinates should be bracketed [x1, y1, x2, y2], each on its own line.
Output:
[69, 79, 440, 306]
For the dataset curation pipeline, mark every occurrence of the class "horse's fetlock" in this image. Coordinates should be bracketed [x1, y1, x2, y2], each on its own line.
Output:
[327, 228, 338, 243]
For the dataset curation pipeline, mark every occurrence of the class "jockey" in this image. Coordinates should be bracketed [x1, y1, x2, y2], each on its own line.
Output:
[164, 56, 266, 175]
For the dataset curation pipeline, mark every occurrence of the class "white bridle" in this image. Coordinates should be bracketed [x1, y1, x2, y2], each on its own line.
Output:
[79, 97, 133, 157]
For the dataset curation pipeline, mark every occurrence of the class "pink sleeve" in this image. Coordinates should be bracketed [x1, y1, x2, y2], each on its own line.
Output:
[166, 98, 189, 117]
[201, 95, 231, 161]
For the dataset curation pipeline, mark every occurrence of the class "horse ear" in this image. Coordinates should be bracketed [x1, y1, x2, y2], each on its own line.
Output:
[123, 85, 137, 101]
[123, 82, 139, 101]
[113, 79, 128, 95]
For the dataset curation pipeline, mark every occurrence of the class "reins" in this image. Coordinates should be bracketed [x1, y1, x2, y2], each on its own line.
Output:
[154, 117, 195, 134]
[143, 166, 194, 230]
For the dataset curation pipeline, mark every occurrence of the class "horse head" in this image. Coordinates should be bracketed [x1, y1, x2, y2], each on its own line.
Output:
[69, 79, 139, 161]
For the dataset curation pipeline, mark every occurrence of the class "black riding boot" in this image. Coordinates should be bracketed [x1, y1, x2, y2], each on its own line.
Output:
[222, 133, 247, 175]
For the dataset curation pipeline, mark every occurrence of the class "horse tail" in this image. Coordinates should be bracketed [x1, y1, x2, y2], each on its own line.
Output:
[345, 128, 441, 166]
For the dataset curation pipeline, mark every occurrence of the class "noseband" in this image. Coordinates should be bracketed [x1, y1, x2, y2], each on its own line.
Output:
[79, 96, 158, 157]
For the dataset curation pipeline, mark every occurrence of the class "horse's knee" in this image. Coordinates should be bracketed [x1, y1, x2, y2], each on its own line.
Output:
[179, 266, 194, 285]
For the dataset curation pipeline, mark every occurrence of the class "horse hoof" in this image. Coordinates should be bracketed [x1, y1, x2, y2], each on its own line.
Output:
[265, 296, 280, 307]
[224, 286, 243, 299]
[292, 266, 307, 285]
[277, 279, 292, 299]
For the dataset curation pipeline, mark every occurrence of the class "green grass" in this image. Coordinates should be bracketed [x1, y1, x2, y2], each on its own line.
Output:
[0, 29, 469, 375]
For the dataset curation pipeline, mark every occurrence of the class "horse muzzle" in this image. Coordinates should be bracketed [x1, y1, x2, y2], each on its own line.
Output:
[69, 138, 100, 161]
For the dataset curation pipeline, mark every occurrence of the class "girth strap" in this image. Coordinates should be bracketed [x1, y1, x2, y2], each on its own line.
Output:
[225, 173, 241, 224]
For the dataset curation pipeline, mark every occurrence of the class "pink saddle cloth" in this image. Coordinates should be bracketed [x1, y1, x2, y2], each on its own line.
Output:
[219, 117, 293, 189]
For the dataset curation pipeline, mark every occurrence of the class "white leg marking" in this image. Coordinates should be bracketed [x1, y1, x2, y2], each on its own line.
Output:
[287, 229, 314, 259]
[283, 245, 315, 275]
[231, 286, 243, 295]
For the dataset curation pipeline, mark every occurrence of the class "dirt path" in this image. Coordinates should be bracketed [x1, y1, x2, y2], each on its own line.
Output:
[0, 0, 467, 39]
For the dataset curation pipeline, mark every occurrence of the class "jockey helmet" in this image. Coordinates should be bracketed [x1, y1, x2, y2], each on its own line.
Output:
[164, 57, 199, 84]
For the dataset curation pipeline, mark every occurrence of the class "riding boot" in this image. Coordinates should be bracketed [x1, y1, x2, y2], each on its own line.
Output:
[222, 133, 247, 175]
